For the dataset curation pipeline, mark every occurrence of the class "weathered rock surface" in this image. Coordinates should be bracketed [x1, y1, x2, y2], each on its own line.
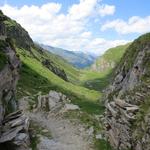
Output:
[104, 33, 150, 150]
[36, 90, 80, 113]
[37, 91, 64, 110]
[0, 111, 30, 149]
[95, 134, 102, 139]
[0, 12, 30, 149]
[0, 10, 33, 51]
[64, 104, 80, 111]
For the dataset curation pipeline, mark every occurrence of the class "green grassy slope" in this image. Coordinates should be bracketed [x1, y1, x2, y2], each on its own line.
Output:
[79, 70, 112, 91]
[16, 48, 101, 114]
[1, 10, 79, 84]
[30, 45, 80, 84]
[91, 43, 130, 72]
[79, 43, 130, 92]
[16, 45, 107, 150]
[0, 10, 102, 114]
[0, 10, 116, 149]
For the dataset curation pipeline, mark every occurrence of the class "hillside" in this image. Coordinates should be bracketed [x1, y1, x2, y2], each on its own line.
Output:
[0, 10, 101, 110]
[30, 44, 80, 84]
[41, 44, 97, 69]
[2, 8, 150, 150]
[0, 26, 30, 150]
[91, 43, 130, 72]
[80, 44, 130, 92]
[104, 33, 150, 149]
[0, 10, 114, 150]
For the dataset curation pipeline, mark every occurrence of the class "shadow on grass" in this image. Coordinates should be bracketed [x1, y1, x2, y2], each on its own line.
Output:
[17, 63, 104, 115]
[95, 139, 114, 150]
[72, 97, 105, 115]
[17, 63, 59, 98]
[82, 71, 113, 92]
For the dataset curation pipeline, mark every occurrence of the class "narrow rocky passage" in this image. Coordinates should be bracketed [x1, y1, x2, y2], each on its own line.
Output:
[19, 97, 94, 150]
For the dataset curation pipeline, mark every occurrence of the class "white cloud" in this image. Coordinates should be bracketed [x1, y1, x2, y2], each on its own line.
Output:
[85, 38, 129, 55]
[68, 0, 97, 20]
[81, 32, 92, 38]
[0, 1, 122, 55]
[98, 4, 115, 17]
[101, 16, 150, 34]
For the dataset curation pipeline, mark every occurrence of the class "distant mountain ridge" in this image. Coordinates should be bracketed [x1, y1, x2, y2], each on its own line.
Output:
[40, 44, 97, 69]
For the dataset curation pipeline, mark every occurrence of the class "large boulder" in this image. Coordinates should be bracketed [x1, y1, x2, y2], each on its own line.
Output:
[36, 91, 69, 112]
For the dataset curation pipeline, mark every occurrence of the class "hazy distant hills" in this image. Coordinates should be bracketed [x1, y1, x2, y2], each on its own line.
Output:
[40, 44, 97, 69]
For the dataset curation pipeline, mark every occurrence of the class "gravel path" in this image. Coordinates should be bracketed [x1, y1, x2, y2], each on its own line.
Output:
[19, 97, 94, 150]
[30, 112, 93, 150]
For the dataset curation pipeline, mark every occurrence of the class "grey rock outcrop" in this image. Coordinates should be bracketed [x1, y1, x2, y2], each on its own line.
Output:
[0, 39, 20, 122]
[0, 10, 33, 51]
[36, 91, 70, 112]
[0, 18, 30, 149]
[0, 110, 30, 149]
[104, 33, 150, 150]
[36, 91, 80, 114]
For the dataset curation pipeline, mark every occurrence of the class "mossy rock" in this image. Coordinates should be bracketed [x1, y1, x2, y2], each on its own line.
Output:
[0, 52, 7, 70]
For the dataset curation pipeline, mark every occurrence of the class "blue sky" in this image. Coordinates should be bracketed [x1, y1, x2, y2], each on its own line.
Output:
[0, 0, 150, 55]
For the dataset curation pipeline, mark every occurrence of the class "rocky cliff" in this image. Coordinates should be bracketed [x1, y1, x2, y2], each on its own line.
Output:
[0, 15, 30, 149]
[104, 33, 150, 149]
[0, 10, 33, 51]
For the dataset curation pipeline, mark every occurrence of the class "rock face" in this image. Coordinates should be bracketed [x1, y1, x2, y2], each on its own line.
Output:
[36, 91, 69, 112]
[36, 91, 80, 113]
[42, 59, 68, 81]
[0, 111, 30, 150]
[0, 10, 33, 51]
[0, 38, 20, 120]
[0, 14, 30, 149]
[104, 33, 150, 149]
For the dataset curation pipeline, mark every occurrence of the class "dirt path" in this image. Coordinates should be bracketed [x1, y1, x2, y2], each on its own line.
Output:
[30, 112, 93, 150]
[19, 97, 94, 150]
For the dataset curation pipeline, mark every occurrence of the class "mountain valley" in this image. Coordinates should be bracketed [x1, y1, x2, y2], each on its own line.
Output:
[0, 8, 150, 150]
